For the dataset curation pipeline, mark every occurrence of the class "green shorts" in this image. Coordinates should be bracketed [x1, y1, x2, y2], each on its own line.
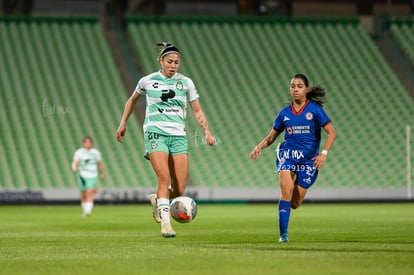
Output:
[76, 174, 97, 192]
[144, 131, 188, 155]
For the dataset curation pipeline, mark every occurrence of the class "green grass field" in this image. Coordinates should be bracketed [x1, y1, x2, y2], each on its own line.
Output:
[0, 203, 413, 275]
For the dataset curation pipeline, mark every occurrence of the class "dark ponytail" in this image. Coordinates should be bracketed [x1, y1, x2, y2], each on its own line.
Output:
[293, 74, 325, 106]
[307, 85, 325, 106]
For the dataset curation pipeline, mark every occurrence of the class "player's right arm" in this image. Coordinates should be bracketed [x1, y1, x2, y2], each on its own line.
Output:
[115, 92, 141, 143]
[72, 150, 80, 173]
[249, 129, 280, 160]
[71, 159, 80, 173]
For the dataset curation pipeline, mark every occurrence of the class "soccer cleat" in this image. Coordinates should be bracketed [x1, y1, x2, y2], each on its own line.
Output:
[82, 213, 90, 219]
[161, 222, 176, 238]
[279, 233, 289, 243]
[148, 194, 161, 223]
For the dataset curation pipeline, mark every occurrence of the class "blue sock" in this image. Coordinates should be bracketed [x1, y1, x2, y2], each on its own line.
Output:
[278, 200, 291, 235]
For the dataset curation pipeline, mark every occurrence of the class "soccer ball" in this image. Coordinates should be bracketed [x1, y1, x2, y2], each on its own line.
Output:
[170, 196, 197, 223]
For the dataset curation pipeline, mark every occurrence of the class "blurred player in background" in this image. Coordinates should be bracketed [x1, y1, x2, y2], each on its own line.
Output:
[115, 42, 215, 238]
[72, 136, 105, 218]
[250, 74, 336, 242]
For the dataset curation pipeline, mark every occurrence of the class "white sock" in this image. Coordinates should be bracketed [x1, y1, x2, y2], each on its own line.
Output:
[157, 198, 170, 224]
[84, 202, 93, 214]
[81, 202, 87, 213]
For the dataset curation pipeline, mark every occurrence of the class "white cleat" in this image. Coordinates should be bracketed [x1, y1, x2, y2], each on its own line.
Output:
[161, 222, 176, 238]
[148, 194, 161, 223]
[82, 213, 91, 219]
[279, 233, 289, 243]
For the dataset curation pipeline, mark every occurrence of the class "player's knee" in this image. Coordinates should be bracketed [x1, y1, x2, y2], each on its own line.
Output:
[279, 181, 294, 199]
[280, 189, 293, 201]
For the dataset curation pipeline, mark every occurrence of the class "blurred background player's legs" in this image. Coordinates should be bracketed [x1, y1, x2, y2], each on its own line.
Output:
[82, 188, 96, 217]
[78, 175, 97, 218]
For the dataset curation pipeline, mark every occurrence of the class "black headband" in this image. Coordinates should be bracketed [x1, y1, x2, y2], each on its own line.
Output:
[160, 46, 181, 58]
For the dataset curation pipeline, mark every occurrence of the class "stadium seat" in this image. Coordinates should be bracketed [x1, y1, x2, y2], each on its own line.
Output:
[0, 17, 156, 190]
[1, 17, 412, 193]
[390, 19, 414, 66]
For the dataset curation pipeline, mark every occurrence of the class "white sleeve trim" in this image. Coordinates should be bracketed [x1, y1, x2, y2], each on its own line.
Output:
[96, 150, 103, 162]
[187, 78, 200, 102]
[135, 76, 147, 95]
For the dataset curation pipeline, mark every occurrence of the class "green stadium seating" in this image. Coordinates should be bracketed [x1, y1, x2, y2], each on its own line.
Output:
[0, 17, 156, 190]
[390, 18, 414, 66]
[127, 17, 414, 189]
[0, 17, 412, 193]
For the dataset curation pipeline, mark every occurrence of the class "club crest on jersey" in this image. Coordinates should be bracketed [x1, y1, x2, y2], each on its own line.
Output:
[286, 127, 293, 135]
[305, 112, 314, 120]
[175, 81, 183, 90]
[151, 141, 158, 149]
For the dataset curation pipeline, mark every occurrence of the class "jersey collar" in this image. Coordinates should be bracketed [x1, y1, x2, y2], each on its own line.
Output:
[290, 100, 310, 115]
[158, 70, 177, 79]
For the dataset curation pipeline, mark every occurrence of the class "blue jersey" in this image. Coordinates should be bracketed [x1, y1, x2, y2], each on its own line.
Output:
[273, 100, 331, 161]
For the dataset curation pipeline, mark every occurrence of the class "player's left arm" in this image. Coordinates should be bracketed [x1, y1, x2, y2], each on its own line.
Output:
[190, 99, 215, 146]
[313, 122, 336, 169]
[98, 161, 105, 180]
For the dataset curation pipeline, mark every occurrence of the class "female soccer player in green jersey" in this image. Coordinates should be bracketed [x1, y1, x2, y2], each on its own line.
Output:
[115, 42, 215, 238]
[72, 136, 105, 218]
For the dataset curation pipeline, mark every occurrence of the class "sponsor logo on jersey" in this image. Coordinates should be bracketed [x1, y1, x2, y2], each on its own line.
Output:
[306, 112, 314, 120]
[165, 108, 179, 113]
[152, 82, 159, 89]
[176, 81, 183, 90]
[286, 125, 311, 134]
[160, 89, 176, 102]
[283, 116, 290, 121]
[277, 148, 305, 160]
[158, 108, 179, 114]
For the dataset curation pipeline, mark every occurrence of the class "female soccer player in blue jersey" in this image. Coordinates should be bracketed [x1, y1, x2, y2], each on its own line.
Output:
[115, 42, 215, 238]
[249, 74, 336, 242]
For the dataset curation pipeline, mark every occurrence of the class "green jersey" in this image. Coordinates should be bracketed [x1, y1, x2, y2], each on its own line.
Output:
[135, 71, 199, 136]
[73, 148, 102, 179]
